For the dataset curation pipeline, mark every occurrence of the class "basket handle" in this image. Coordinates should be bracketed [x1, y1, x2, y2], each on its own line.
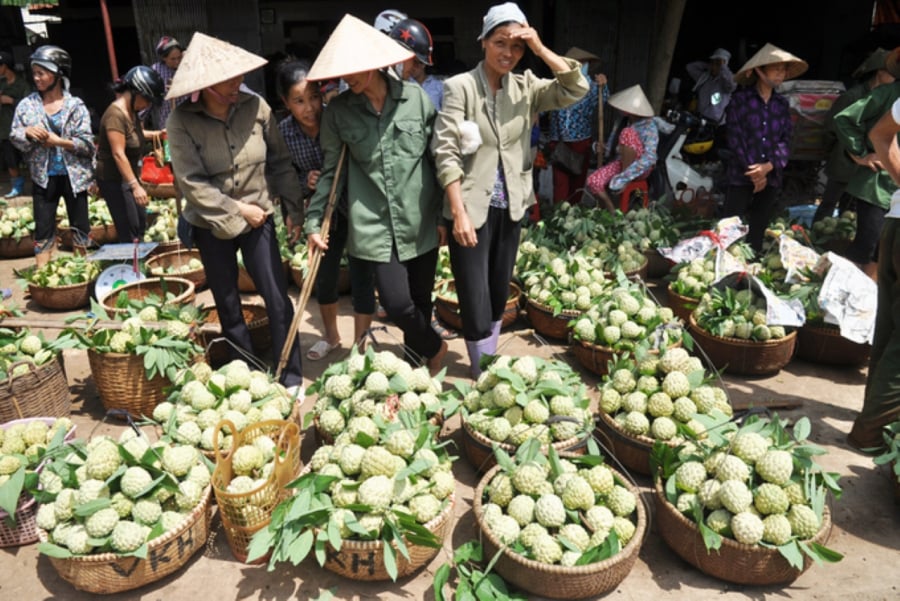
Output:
[273, 421, 301, 487]
[213, 419, 238, 466]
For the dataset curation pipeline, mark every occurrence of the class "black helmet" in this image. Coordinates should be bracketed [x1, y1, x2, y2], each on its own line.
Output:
[389, 18, 433, 66]
[30, 45, 71, 77]
[123, 65, 165, 105]
[374, 9, 407, 34]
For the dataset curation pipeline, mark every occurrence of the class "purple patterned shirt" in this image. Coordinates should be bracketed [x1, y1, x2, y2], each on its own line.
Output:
[724, 85, 792, 188]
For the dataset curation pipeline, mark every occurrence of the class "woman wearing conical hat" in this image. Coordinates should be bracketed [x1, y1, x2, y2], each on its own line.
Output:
[303, 15, 449, 375]
[166, 32, 304, 394]
[722, 42, 807, 252]
[585, 84, 659, 212]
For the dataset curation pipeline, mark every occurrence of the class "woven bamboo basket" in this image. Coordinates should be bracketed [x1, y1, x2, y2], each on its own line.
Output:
[796, 323, 870, 366]
[87, 349, 172, 419]
[474, 460, 646, 599]
[688, 315, 796, 376]
[461, 415, 588, 474]
[212, 418, 302, 563]
[145, 248, 206, 289]
[99, 276, 195, 316]
[322, 491, 456, 581]
[0, 234, 34, 258]
[28, 280, 94, 311]
[594, 411, 677, 476]
[289, 264, 305, 290]
[572, 339, 679, 378]
[606, 254, 649, 282]
[147, 239, 185, 257]
[140, 180, 177, 199]
[653, 480, 832, 585]
[199, 304, 271, 367]
[0, 356, 70, 422]
[645, 249, 674, 279]
[238, 259, 289, 293]
[0, 418, 77, 547]
[524, 299, 581, 341]
[434, 280, 521, 332]
[666, 283, 701, 323]
[38, 486, 213, 594]
[57, 224, 117, 249]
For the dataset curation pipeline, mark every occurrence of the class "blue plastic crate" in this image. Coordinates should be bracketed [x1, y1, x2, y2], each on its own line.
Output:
[787, 204, 818, 228]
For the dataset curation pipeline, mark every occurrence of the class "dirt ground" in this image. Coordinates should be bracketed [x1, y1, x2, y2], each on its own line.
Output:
[0, 226, 898, 600]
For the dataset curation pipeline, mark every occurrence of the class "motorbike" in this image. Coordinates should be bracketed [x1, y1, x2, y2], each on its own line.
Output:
[649, 109, 720, 214]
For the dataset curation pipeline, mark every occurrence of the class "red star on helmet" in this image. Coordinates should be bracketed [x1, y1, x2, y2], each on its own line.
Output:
[399, 28, 414, 43]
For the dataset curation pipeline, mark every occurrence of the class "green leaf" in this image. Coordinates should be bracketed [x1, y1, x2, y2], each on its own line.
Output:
[793, 417, 811, 442]
[287, 529, 315, 566]
[433, 562, 451, 601]
[246, 525, 275, 564]
[453, 540, 483, 564]
[805, 541, 844, 563]
[0, 466, 25, 517]
[73, 497, 112, 517]
[777, 540, 804, 569]
[38, 542, 73, 558]
[382, 536, 398, 581]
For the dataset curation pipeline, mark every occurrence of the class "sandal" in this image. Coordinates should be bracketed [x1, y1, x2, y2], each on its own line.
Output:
[431, 315, 458, 340]
[307, 339, 340, 361]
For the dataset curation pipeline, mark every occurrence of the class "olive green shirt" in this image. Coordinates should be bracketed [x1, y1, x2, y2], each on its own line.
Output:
[832, 81, 900, 209]
[305, 76, 441, 262]
[823, 82, 867, 183]
[167, 92, 303, 239]
[0, 73, 29, 141]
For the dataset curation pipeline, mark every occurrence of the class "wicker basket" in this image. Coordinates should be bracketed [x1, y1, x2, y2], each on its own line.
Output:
[147, 239, 185, 257]
[461, 416, 588, 474]
[322, 492, 456, 581]
[289, 264, 305, 290]
[572, 339, 678, 378]
[666, 283, 700, 323]
[474, 460, 646, 599]
[645, 249, 673, 279]
[524, 299, 581, 341]
[38, 486, 213, 594]
[0, 356, 70, 422]
[654, 480, 832, 585]
[145, 248, 206, 289]
[688, 315, 796, 376]
[28, 280, 94, 311]
[99, 276, 195, 316]
[796, 324, 870, 366]
[140, 180, 177, 199]
[0, 417, 77, 547]
[0, 235, 34, 258]
[594, 411, 676, 476]
[199, 304, 271, 367]
[434, 280, 521, 332]
[212, 419, 302, 563]
[57, 224, 117, 249]
[239, 259, 290, 293]
[87, 349, 172, 419]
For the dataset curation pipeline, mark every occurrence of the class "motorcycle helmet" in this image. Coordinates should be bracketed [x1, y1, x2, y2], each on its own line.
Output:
[389, 18, 434, 66]
[30, 45, 71, 77]
[683, 140, 713, 155]
[123, 65, 165, 105]
[374, 9, 407, 34]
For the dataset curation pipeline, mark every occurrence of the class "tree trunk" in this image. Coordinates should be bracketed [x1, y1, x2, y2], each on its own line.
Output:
[646, 0, 687, 113]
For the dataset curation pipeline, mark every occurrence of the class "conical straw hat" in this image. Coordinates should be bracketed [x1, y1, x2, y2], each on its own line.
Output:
[564, 47, 600, 63]
[735, 42, 807, 86]
[608, 84, 654, 117]
[307, 14, 414, 81]
[166, 32, 267, 99]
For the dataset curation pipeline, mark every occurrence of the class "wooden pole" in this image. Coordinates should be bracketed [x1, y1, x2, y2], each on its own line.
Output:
[274, 144, 347, 380]
[646, 0, 687, 113]
[597, 81, 605, 161]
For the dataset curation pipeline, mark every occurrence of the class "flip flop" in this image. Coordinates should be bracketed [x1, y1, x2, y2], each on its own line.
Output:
[431, 316, 458, 340]
[307, 339, 340, 361]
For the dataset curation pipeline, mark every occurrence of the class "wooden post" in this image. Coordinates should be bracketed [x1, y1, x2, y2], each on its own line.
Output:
[646, 0, 687, 113]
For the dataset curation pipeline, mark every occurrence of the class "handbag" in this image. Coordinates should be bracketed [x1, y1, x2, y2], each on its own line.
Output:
[550, 141, 584, 176]
[140, 137, 174, 185]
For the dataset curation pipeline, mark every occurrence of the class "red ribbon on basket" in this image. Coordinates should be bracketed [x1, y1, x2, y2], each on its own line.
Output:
[699, 229, 723, 247]
[790, 223, 813, 246]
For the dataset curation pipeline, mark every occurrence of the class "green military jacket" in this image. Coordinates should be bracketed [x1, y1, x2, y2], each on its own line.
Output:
[305, 76, 442, 263]
[833, 81, 900, 209]
[168, 92, 303, 239]
[823, 82, 867, 183]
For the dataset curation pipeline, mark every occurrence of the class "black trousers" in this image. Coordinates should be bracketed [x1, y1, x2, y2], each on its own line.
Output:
[845, 199, 885, 264]
[315, 211, 376, 314]
[32, 175, 89, 250]
[194, 215, 302, 387]
[723, 184, 777, 253]
[98, 180, 147, 243]
[449, 206, 523, 341]
[358, 245, 441, 362]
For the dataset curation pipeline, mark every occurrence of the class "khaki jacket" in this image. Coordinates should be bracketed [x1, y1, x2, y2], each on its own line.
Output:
[168, 92, 303, 239]
[431, 59, 588, 227]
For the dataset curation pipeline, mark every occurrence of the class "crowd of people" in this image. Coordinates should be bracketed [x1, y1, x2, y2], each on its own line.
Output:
[2, 4, 899, 451]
